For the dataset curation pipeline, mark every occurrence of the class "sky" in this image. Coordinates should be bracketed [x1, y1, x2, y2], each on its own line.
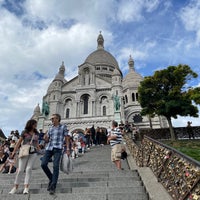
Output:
[0, 0, 200, 137]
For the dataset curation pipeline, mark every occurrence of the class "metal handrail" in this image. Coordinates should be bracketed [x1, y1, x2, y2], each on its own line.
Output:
[124, 134, 200, 200]
[144, 135, 200, 167]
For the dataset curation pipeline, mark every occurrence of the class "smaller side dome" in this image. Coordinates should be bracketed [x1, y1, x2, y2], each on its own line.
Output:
[128, 55, 134, 69]
[123, 55, 143, 89]
[31, 103, 41, 121]
[34, 103, 40, 114]
[47, 62, 67, 93]
[53, 61, 66, 83]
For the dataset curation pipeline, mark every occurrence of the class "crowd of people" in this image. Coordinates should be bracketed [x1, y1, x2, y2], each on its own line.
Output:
[0, 115, 134, 195]
[0, 130, 20, 174]
[0, 124, 111, 175]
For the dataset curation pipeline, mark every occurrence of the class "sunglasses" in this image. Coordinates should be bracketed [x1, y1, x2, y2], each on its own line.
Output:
[51, 117, 58, 120]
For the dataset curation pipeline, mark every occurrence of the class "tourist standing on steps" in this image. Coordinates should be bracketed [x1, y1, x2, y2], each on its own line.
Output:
[9, 119, 40, 195]
[41, 113, 70, 195]
[38, 129, 45, 145]
[107, 120, 123, 170]
[186, 121, 195, 139]
[84, 128, 91, 149]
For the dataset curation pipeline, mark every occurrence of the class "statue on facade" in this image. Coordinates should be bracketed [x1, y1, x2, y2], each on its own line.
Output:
[42, 101, 49, 116]
[113, 94, 120, 111]
[84, 70, 90, 85]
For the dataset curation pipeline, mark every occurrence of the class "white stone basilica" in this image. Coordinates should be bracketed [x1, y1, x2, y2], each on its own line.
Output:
[31, 33, 168, 133]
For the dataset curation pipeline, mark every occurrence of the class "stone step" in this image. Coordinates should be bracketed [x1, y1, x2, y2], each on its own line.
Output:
[0, 145, 149, 200]
[0, 170, 142, 184]
[3, 185, 146, 194]
[0, 193, 149, 200]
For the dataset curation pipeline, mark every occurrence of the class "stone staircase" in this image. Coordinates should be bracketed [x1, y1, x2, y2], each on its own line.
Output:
[0, 145, 149, 200]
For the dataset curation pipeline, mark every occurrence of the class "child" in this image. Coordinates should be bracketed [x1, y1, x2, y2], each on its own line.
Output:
[71, 138, 79, 159]
[0, 152, 16, 174]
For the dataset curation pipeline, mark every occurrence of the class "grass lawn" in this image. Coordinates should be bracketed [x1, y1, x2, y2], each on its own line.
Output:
[162, 139, 200, 162]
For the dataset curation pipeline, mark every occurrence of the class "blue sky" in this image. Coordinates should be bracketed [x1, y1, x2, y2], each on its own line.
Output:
[0, 0, 200, 137]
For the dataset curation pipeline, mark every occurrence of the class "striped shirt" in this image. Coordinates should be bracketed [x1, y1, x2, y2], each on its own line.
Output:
[46, 124, 68, 150]
[110, 128, 122, 148]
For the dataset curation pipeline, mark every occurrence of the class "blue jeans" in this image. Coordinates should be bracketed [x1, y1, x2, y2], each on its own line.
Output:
[41, 148, 62, 188]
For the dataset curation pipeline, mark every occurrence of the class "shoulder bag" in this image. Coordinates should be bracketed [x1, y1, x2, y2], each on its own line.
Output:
[18, 133, 35, 158]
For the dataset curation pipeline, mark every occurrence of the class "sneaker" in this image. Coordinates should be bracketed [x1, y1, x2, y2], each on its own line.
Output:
[9, 187, 17, 194]
[47, 181, 52, 191]
[49, 188, 55, 195]
[23, 187, 29, 194]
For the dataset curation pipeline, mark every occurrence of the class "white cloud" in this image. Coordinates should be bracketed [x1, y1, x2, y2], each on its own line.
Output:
[179, 0, 200, 44]
[144, 0, 160, 12]
[116, 0, 160, 23]
[117, 0, 144, 22]
[24, 0, 116, 28]
[0, 0, 200, 137]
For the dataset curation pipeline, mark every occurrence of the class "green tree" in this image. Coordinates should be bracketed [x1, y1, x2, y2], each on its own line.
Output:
[138, 64, 199, 141]
[188, 87, 200, 104]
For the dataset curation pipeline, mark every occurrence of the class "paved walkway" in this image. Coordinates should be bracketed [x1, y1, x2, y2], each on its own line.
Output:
[0, 144, 172, 200]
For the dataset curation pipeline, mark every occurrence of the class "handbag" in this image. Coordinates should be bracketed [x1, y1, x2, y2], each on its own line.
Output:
[60, 153, 73, 174]
[18, 134, 35, 158]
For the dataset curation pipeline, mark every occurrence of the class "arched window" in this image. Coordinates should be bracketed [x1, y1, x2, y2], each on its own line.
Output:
[101, 96, 107, 103]
[103, 106, 106, 116]
[82, 94, 89, 114]
[123, 96, 125, 105]
[66, 108, 70, 118]
[125, 95, 128, 103]
[65, 99, 72, 105]
[132, 93, 135, 101]
[136, 93, 139, 101]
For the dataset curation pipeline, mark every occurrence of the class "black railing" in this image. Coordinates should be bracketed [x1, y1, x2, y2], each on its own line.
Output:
[124, 134, 200, 200]
[139, 126, 200, 140]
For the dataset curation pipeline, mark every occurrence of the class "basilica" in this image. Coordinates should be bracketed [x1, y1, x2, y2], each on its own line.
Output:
[31, 33, 168, 134]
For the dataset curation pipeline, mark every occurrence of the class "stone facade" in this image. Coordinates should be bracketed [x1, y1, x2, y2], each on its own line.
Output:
[31, 33, 168, 133]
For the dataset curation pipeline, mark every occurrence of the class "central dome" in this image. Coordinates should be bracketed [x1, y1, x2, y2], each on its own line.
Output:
[85, 49, 119, 69]
[85, 32, 119, 69]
